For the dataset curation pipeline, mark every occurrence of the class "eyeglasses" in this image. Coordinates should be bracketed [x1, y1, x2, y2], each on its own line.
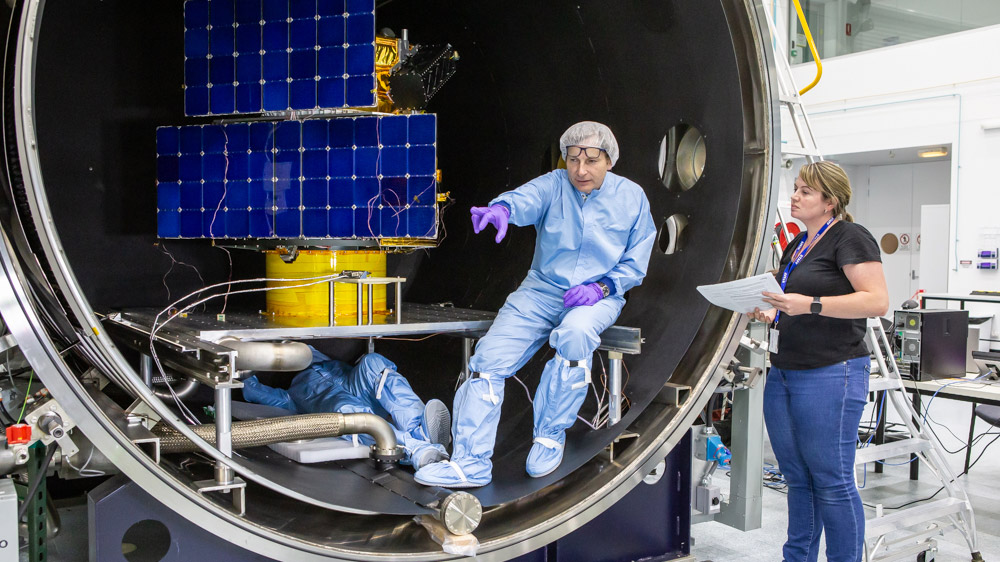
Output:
[565, 146, 606, 159]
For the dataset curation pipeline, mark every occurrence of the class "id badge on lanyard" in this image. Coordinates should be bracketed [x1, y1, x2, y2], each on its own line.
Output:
[769, 217, 835, 354]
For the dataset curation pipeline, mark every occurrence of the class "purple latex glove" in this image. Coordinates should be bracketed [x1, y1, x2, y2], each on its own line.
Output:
[563, 283, 604, 308]
[470, 205, 510, 243]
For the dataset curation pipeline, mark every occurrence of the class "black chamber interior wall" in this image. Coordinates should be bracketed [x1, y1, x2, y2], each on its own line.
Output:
[33, 0, 747, 483]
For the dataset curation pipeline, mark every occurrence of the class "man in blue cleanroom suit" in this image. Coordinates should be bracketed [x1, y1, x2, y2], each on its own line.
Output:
[414, 121, 657, 488]
[242, 347, 451, 469]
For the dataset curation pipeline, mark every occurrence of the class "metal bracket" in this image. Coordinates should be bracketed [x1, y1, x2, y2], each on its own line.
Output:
[719, 359, 762, 389]
[607, 431, 640, 463]
[738, 334, 766, 355]
[124, 398, 162, 430]
[23, 399, 79, 458]
[193, 477, 246, 516]
[276, 245, 299, 263]
[101, 315, 238, 387]
[87, 388, 160, 464]
[79, 368, 110, 390]
[655, 382, 692, 407]
[0, 333, 17, 355]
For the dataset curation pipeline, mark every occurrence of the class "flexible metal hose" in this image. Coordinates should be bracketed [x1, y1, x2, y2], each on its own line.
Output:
[152, 413, 399, 459]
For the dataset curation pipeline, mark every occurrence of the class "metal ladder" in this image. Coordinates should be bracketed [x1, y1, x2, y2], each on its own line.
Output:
[762, 0, 825, 257]
[862, 318, 982, 562]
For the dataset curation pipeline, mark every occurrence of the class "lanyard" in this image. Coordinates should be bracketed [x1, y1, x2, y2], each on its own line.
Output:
[774, 216, 835, 326]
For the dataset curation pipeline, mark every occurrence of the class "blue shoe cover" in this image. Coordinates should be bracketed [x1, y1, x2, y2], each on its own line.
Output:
[526, 436, 564, 478]
[414, 460, 491, 488]
[409, 442, 449, 471]
[421, 399, 451, 447]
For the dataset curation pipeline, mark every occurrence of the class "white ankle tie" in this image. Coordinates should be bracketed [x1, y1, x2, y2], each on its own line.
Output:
[533, 437, 562, 450]
[478, 372, 500, 405]
[375, 367, 391, 400]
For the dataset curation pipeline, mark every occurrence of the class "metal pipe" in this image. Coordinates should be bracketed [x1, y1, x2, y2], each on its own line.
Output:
[394, 281, 402, 324]
[215, 386, 234, 485]
[609, 352, 623, 426]
[152, 413, 399, 461]
[342, 412, 399, 459]
[328, 279, 336, 328]
[367, 284, 373, 325]
[0, 448, 18, 475]
[356, 283, 363, 325]
[217, 339, 312, 372]
[151, 377, 199, 400]
[461, 338, 473, 381]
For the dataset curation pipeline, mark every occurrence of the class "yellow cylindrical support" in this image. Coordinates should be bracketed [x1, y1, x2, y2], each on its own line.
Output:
[264, 250, 387, 321]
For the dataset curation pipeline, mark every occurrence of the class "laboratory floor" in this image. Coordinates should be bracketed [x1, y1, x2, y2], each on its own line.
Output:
[25, 391, 1000, 562]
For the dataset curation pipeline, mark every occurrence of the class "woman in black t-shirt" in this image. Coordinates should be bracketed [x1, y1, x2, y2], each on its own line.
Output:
[749, 161, 888, 562]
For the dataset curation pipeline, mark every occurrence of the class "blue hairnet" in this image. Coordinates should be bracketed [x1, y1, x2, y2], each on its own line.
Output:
[559, 121, 620, 166]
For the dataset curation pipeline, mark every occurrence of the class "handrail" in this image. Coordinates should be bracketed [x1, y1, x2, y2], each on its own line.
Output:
[791, 0, 823, 95]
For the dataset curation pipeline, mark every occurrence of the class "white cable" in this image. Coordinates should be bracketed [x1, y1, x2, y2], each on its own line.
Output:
[147, 273, 349, 424]
[511, 374, 600, 431]
[159, 243, 206, 302]
[216, 245, 233, 314]
[65, 446, 105, 477]
[206, 127, 230, 238]
[149, 273, 349, 423]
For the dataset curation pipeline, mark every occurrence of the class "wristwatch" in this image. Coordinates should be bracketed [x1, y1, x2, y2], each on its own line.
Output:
[810, 296, 822, 315]
[596, 281, 611, 298]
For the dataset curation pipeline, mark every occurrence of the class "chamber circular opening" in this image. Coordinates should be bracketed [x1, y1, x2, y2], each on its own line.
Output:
[3, 0, 778, 558]
[658, 123, 707, 191]
[657, 214, 689, 255]
[121, 519, 171, 562]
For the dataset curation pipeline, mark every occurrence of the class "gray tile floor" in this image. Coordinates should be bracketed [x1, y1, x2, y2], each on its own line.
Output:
[691, 393, 1000, 562]
[27, 388, 1000, 562]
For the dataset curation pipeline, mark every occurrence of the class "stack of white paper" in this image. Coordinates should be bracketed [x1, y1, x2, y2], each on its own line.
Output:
[696, 273, 783, 314]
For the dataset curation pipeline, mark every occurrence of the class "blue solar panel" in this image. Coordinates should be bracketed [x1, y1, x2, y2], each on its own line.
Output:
[183, 0, 376, 116]
[157, 114, 438, 240]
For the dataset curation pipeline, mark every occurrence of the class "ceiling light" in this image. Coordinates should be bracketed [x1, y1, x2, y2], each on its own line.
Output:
[918, 147, 948, 158]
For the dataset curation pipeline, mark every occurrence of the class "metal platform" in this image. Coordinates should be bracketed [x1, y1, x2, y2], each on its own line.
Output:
[107, 303, 642, 354]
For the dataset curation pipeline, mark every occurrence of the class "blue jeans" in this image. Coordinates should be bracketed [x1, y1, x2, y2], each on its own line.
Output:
[764, 356, 870, 562]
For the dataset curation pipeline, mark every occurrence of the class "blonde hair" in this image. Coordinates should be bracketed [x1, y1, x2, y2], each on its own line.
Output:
[798, 161, 854, 223]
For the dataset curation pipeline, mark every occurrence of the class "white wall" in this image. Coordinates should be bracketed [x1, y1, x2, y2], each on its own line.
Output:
[863, 161, 950, 310]
[786, 24, 1000, 331]
[841, 164, 869, 226]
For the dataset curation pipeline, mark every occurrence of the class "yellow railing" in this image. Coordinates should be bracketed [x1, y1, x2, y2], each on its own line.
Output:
[792, 0, 823, 95]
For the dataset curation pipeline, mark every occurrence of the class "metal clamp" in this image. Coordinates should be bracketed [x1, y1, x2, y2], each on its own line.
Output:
[721, 359, 762, 389]
[24, 400, 79, 458]
[193, 476, 247, 516]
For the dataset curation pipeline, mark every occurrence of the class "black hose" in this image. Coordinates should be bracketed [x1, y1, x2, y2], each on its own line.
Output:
[17, 444, 56, 521]
[706, 392, 720, 430]
[0, 401, 13, 427]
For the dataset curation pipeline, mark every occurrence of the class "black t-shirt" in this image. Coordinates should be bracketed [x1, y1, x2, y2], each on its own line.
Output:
[770, 221, 882, 370]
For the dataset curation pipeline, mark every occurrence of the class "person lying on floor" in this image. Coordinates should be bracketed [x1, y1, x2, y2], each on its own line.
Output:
[241, 346, 451, 470]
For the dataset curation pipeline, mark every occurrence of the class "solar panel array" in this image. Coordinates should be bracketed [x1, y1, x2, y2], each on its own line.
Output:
[183, 0, 377, 115]
[156, 114, 438, 239]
